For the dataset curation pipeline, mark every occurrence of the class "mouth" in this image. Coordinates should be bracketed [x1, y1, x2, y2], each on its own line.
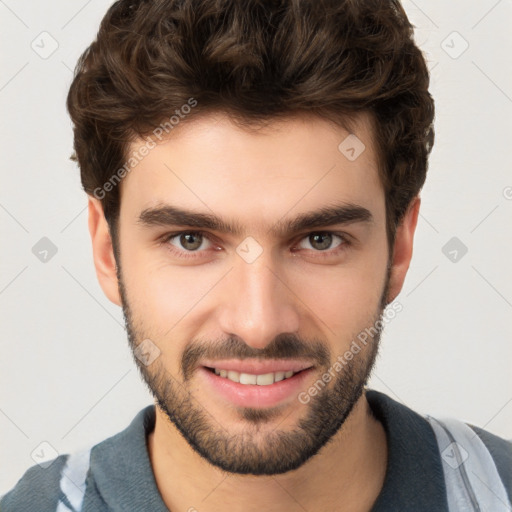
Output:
[198, 362, 315, 409]
[203, 366, 306, 385]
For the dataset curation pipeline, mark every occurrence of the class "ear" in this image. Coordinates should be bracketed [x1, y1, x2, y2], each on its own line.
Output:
[386, 196, 421, 303]
[88, 196, 122, 306]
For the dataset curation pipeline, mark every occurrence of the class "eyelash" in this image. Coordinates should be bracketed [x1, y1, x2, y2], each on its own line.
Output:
[159, 230, 351, 260]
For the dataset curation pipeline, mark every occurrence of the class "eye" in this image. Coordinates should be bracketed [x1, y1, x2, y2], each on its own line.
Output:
[166, 231, 213, 253]
[295, 232, 347, 252]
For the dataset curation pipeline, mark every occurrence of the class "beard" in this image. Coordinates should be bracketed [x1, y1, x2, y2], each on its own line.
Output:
[117, 264, 390, 476]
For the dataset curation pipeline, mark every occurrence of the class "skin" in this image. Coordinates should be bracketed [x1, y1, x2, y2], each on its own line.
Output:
[88, 112, 420, 512]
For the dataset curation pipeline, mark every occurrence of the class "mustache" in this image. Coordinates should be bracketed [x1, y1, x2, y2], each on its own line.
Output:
[181, 333, 331, 381]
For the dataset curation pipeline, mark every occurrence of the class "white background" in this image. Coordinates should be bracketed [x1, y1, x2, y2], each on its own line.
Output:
[1, 0, 511, 495]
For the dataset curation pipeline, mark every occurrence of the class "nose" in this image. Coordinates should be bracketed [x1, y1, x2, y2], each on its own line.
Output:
[217, 250, 301, 350]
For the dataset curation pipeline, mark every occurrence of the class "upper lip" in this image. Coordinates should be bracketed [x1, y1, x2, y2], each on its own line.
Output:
[201, 359, 314, 375]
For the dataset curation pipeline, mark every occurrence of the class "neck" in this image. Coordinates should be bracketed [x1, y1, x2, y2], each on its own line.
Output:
[148, 391, 387, 512]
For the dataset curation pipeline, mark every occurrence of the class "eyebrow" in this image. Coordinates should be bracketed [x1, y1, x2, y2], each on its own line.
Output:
[137, 202, 373, 238]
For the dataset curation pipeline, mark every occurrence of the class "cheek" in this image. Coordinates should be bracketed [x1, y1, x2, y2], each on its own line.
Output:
[121, 250, 224, 344]
[150, 269, 202, 315]
[291, 257, 388, 337]
[120, 234, 211, 315]
[120, 265, 211, 376]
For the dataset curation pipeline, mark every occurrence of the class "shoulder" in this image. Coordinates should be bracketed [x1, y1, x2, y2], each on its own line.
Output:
[425, 414, 512, 508]
[428, 415, 511, 475]
[0, 454, 69, 512]
[0, 406, 154, 512]
[366, 389, 512, 510]
[468, 423, 512, 458]
[467, 423, 512, 493]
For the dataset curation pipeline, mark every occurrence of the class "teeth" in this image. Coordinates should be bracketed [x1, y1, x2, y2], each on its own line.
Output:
[274, 371, 285, 382]
[239, 373, 257, 385]
[256, 373, 274, 385]
[212, 368, 300, 385]
[227, 370, 240, 383]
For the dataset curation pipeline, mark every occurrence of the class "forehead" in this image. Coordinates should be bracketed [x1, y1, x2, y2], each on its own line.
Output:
[119, 112, 384, 233]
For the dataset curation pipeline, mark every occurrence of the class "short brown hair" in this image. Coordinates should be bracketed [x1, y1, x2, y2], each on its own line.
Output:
[67, 0, 435, 244]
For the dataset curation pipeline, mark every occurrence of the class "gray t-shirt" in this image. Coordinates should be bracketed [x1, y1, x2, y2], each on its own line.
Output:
[2, 389, 511, 511]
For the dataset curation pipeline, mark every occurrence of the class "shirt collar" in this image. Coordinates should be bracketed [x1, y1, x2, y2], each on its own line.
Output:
[366, 389, 448, 511]
[89, 404, 168, 511]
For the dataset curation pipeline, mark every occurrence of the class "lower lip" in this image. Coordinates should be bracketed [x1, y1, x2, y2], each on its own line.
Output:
[198, 366, 314, 409]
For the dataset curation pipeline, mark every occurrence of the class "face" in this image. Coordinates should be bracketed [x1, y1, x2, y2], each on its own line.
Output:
[108, 113, 394, 475]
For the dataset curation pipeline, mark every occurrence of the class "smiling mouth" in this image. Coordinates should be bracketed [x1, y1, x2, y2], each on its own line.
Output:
[199, 363, 315, 409]
[203, 366, 310, 386]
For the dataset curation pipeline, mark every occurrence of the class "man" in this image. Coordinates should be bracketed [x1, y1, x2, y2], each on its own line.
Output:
[2, 0, 511, 511]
